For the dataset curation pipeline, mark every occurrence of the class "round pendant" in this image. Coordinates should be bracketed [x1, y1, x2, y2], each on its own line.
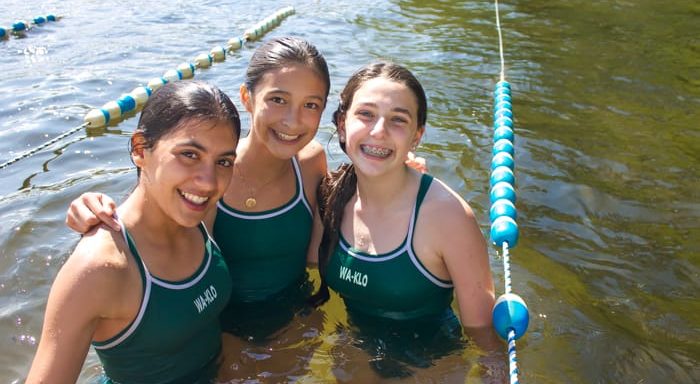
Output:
[245, 197, 257, 208]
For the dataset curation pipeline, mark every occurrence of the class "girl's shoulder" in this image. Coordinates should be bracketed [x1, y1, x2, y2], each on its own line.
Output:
[66, 227, 134, 289]
[297, 138, 327, 176]
[420, 175, 478, 227]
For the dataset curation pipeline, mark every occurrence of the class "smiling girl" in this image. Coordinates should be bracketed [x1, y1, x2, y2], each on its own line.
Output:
[67, 37, 330, 340]
[27, 81, 241, 383]
[314, 61, 499, 377]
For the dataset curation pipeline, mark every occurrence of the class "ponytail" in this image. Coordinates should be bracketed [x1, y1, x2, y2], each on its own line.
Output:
[308, 163, 357, 306]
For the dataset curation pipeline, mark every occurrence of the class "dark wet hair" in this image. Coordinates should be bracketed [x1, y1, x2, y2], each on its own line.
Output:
[310, 62, 428, 306]
[132, 80, 241, 176]
[245, 36, 330, 100]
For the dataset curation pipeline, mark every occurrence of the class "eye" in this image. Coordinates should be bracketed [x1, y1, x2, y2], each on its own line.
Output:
[304, 102, 320, 110]
[356, 110, 374, 119]
[270, 96, 286, 104]
[181, 151, 198, 160]
[392, 116, 409, 124]
[217, 158, 234, 168]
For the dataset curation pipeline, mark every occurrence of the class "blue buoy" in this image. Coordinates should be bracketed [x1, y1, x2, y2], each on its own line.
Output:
[492, 293, 529, 340]
[494, 90, 511, 99]
[490, 215, 518, 247]
[491, 152, 515, 171]
[491, 151, 514, 170]
[489, 198, 517, 222]
[494, 100, 512, 113]
[494, 115, 513, 128]
[47, 15, 57, 22]
[34, 16, 47, 25]
[116, 95, 137, 114]
[494, 126, 514, 142]
[490, 166, 515, 186]
[494, 108, 513, 120]
[494, 93, 511, 104]
[496, 80, 511, 89]
[490, 181, 516, 204]
[492, 139, 514, 156]
[494, 83, 511, 94]
[0, 28, 6, 38]
[12, 21, 28, 32]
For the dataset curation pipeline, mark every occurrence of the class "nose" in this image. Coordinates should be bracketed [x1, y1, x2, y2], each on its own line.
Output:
[283, 106, 302, 131]
[369, 117, 387, 137]
[194, 163, 218, 194]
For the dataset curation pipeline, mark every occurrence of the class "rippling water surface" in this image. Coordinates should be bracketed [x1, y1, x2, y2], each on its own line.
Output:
[1, 0, 698, 382]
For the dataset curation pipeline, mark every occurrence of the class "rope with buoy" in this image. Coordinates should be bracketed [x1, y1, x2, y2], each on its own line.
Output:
[489, 1, 529, 383]
[0, 14, 61, 40]
[0, 7, 295, 170]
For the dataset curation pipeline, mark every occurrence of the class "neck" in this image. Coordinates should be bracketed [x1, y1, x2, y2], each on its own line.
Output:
[354, 165, 416, 211]
[119, 185, 189, 244]
[236, 137, 290, 179]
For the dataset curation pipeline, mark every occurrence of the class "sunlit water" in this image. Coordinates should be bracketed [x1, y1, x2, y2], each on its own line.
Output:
[1, 0, 698, 383]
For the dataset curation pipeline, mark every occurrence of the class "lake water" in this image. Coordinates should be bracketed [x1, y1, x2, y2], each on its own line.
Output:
[1, 0, 698, 383]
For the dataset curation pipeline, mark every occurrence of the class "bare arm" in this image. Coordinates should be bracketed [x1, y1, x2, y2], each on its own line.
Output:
[441, 203, 495, 328]
[431, 184, 506, 381]
[306, 205, 323, 265]
[26, 235, 118, 383]
[297, 139, 327, 266]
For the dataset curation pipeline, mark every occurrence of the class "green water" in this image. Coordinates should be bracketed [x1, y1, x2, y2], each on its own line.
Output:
[0, 0, 698, 382]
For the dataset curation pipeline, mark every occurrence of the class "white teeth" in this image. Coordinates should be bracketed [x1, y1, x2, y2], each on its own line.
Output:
[181, 191, 209, 205]
[360, 145, 392, 158]
[274, 130, 300, 141]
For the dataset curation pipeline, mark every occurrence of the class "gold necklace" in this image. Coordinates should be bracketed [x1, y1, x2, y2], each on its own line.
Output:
[234, 162, 287, 208]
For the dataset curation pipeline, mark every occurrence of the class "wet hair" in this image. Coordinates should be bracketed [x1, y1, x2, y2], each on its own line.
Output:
[244, 36, 331, 100]
[310, 62, 428, 306]
[131, 80, 241, 176]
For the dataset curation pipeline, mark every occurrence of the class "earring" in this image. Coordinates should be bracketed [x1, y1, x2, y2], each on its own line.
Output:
[339, 136, 345, 143]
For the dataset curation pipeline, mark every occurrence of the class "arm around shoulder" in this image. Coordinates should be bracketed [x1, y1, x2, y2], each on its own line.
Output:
[26, 230, 126, 383]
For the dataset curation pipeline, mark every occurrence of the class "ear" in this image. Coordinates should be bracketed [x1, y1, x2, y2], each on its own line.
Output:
[411, 125, 425, 148]
[130, 132, 147, 168]
[337, 116, 347, 143]
[239, 83, 253, 113]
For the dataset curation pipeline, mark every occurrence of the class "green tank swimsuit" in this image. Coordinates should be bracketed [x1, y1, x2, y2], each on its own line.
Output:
[214, 156, 312, 303]
[325, 174, 454, 321]
[93, 222, 232, 384]
[325, 174, 464, 377]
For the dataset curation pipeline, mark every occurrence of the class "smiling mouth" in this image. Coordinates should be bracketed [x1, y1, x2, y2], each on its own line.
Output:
[273, 130, 301, 142]
[360, 144, 392, 158]
[179, 190, 209, 206]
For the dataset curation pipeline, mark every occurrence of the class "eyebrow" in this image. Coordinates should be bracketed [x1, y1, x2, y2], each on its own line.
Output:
[355, 102, 414, 118]
[268, 89, 325, 102]
[176, 140, 237, 157]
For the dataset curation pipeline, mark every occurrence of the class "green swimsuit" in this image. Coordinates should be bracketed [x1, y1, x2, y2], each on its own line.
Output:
[93, 222, 232, 384]
[325, 174, 464, 377]
[214, 157, 313, 337]
[325, 174, 454, 321]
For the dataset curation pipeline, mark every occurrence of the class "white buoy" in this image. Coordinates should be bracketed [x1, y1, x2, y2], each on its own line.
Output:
[148, 77, 167, 91]
[130, 86, 151, 107]
[210, 46, 226, 62]
[162, 69, 181, 83]
[227, 37, 243, 51]
[84, 108, 108, 127]
[177, 63, 195, 79]
[101, 101, 122, 121]
[194, 53, 212, 68]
